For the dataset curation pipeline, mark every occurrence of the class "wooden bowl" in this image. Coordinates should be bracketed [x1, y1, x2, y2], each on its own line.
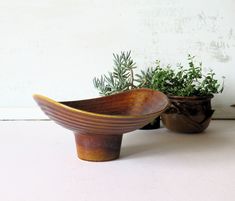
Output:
[33, 88, 169, 161]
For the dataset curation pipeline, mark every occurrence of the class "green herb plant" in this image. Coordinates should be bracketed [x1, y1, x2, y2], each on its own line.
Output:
[93, 51, 137, 96]
[94, 52, 224, 97]
[136, 54, 224, 96]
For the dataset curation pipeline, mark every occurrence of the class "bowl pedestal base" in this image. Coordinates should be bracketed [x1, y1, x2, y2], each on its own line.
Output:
[74, 133, 123, 162]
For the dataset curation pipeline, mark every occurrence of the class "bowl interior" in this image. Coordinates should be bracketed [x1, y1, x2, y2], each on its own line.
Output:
[60, 89, 168, 117]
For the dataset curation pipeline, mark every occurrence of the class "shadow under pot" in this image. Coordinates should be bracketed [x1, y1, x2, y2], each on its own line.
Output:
[140, 116, 161, 130]
[161, 95, 214, 134]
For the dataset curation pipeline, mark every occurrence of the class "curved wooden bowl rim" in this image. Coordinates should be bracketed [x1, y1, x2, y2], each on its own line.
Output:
[33, 89, 169, 119]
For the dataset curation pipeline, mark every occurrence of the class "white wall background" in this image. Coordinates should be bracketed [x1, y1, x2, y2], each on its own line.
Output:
[0, 0, 235, 113]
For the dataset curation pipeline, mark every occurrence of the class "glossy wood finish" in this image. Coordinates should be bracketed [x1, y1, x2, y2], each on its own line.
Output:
[75, 133, 123, 162]
[33, 88, 169, 161]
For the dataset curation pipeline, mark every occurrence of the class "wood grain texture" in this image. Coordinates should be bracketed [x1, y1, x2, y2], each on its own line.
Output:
[33, 88, 169, 161]
[33, 88, 169, 135]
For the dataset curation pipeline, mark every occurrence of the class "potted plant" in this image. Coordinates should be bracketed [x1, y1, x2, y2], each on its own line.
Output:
[93, 51, 161, 129]
[93, 51, 137, 96]
[136, 55, 225, 133]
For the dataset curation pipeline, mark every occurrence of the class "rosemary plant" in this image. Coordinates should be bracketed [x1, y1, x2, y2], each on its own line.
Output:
[93, 51, 137, 96]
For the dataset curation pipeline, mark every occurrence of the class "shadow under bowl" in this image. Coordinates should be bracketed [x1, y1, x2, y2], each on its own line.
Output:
[33, 88, 169, 162]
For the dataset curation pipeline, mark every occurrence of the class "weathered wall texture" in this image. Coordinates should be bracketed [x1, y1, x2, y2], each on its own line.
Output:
[0, 0, 234, 111]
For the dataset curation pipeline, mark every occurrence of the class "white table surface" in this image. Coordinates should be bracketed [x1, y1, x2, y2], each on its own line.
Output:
[0, 120, 235, 201]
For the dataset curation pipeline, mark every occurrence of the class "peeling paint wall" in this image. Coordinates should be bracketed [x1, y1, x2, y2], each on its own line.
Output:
[0, 0, 234, 111]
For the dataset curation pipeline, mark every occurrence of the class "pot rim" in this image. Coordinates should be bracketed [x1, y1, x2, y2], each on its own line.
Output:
[167, 94, 214, 101]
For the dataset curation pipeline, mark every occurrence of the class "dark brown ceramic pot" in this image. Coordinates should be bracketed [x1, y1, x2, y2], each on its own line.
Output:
[161, 95, 214, 133]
